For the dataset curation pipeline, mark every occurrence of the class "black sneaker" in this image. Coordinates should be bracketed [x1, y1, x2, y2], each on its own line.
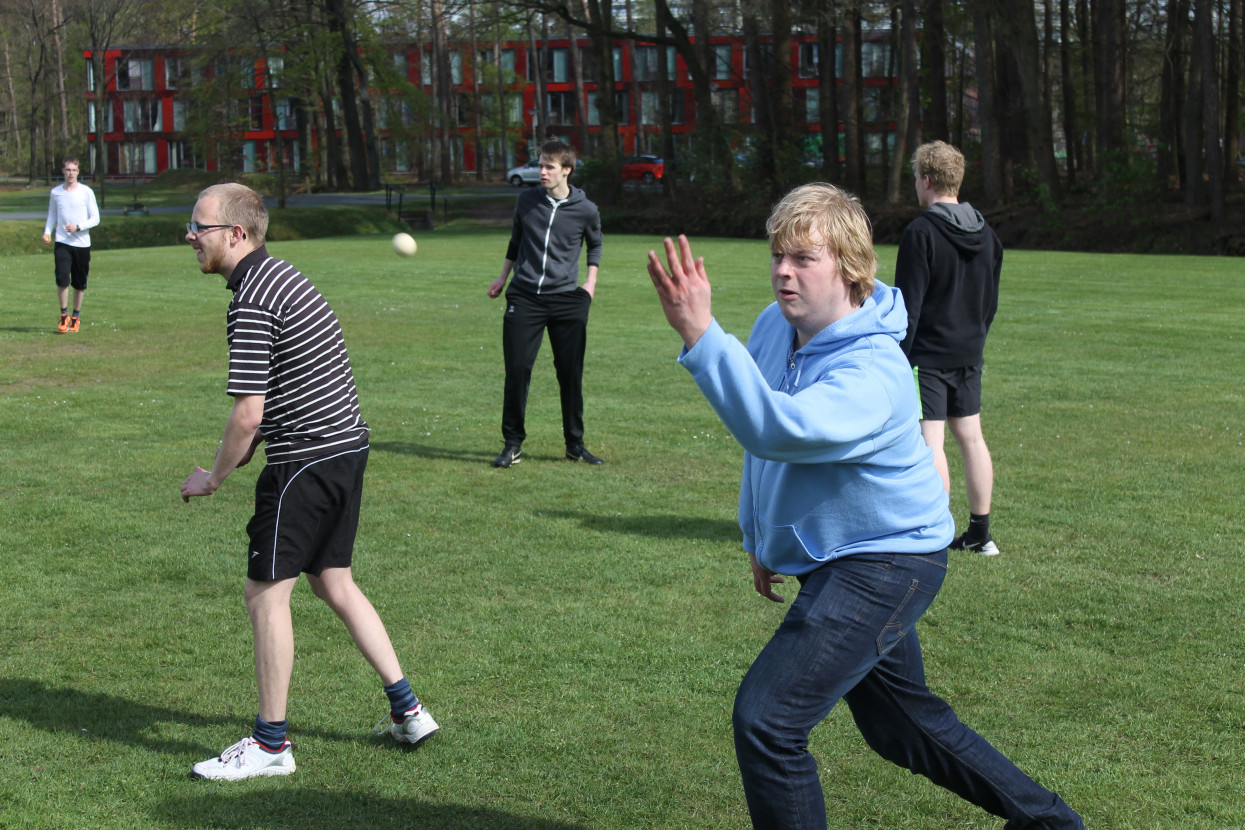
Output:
[565, 445, 604, 465]
[949, 533, 1000, 556]
[492, 444, 522, 468]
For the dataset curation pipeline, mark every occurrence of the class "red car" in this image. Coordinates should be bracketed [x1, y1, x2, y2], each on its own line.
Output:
[621, 155, 664, 184]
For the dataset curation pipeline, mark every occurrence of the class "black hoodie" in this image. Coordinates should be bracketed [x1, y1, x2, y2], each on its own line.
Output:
[894, 201, 1003, 368]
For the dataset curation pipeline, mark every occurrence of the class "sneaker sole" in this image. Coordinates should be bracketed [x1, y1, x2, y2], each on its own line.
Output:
[394, 726, 439, 746]
[191, 759, 296, 780]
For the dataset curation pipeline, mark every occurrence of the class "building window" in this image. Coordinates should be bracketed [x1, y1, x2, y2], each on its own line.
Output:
[713, 44, 732, 80]
[173, 100, 188, 131]
[275, 98, 295, 131]
[168, 140, 202, 170]
[250, 97, 265, 131]
[804, 87, 819, 123]
[123, 99, 162, 132]
[711, 88, 738, 122]
[165, 56, 190, 89]
[546, 90, 578, 125]
[86, 59, 95, 92]
[112, 141, 157, 174]
[798, 43, 819, 79]
[861, 42, 891, 78]
[117, 57, 154, 91]
[550, 48, 569, 83]
[265, 56, 283, 88]
[88, 100, 114, 133]
[634, 46, 676, 81]
[451, 51, 463, 85]
[587, 89, 629, 126]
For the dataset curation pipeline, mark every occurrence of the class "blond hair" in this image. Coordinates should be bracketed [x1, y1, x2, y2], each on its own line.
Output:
[198, 182, 269, 245]
[912, 141, 965, 198]
[766, 183, 877, 307]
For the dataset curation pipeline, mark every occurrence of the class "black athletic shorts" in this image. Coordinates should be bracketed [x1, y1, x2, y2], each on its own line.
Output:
[915, 365, 983, 421]
[246, 442, 369, 581]
[54, 243, 91, 291]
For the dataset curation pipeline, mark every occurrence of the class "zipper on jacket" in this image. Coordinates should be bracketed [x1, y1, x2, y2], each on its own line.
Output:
[537, 194, 567, 293]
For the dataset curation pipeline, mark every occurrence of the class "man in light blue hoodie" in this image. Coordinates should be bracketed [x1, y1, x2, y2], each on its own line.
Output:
[646, 184, 1082, 830]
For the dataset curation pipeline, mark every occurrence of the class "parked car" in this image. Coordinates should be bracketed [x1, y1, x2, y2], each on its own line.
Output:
[506, 159, 542, 186]
[621, 155, 664, 184]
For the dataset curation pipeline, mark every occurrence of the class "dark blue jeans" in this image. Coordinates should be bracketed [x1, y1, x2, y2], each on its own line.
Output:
[733, 551, 1083, 830]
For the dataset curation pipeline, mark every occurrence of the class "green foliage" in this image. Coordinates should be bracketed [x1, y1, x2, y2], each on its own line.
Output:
[2, 233, 1241, 829]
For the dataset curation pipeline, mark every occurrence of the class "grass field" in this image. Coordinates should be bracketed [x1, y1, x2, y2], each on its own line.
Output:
[1, 228, 1242, 830]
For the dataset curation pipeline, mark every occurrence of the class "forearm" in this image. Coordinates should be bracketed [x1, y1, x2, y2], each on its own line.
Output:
[582, 264, 598, 294]
[206, 396, 265, 491]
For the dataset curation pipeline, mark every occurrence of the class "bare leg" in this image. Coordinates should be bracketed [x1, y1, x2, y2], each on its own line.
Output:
[920, 419, 951, 495]
[949, 414, 993, 515]
[306, 567, 403, 685]
[72, 288, 84, 314]
[245, 577, 299, 723]
[57, 285, 69, 311]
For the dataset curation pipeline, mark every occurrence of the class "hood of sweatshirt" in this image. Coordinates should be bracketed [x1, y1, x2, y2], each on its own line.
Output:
[924, 201, 990, 257]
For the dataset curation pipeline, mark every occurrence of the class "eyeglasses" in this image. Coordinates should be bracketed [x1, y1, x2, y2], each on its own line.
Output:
[186, 222, 235, 236]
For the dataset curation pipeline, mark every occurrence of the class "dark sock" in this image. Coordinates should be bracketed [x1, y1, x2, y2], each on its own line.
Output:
[71, 311, 80, 318]
[966, 513, 990, 541]
[252, 716, 288, 751]
[61, 307, 68, 315]
[384, 677, 418, 720]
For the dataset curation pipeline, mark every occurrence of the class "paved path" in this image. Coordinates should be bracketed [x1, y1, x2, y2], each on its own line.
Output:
[0, 186, 504, 222]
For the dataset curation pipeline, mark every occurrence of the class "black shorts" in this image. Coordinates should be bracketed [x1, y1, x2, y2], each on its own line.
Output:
[54, 243, 91, 291]
[915, 365, 983, 420]
[246, 443, 369, 581]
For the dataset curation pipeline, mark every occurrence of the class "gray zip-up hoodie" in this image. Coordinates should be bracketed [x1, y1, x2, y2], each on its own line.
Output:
[505, 185, 603, 295]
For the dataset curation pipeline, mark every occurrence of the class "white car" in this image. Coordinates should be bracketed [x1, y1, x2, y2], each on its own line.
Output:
[506, 159, 541, 186]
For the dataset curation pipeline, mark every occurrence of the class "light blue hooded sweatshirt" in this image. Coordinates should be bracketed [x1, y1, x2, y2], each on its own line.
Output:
[678, 280, 955, 576]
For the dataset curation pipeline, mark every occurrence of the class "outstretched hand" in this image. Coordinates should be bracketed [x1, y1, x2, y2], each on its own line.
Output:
[646, 235, 713, 349]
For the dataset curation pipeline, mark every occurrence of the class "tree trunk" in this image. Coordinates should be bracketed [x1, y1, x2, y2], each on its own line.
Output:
[743, 9, 774, 184]
[1223, 0, 1241, 188]
[1092, 0, 1127, 167]
[655, 2, 675, 195]
[921, 0, 948, 141]
[1060, 0, 1080, 183]
[971, 2, 1003, 206]
[1076, 0, 1095, 172]
[1195, 0, 1223, 219]
[470, 0, 484, 180]
[565, 5, 589, 153]
[1158, 0, 1189, 189]
[527, 15, 545, 147]
[887, 0, 919, 205]
[625, 0, 641, 154]
[992, 0, 1061, 205]
[817, 0, 839, 182]
[841, 1, 864, 193]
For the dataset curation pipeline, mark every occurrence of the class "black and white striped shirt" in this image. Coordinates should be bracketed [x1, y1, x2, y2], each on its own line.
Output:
[225, 247, 368, 464]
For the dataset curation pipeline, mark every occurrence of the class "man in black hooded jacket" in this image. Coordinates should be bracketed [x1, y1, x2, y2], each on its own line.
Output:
[895, 141, 1003, 556]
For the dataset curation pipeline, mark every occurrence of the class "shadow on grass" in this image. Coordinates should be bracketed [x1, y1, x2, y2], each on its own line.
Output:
[539, 510, 739, 542]
[369, 441, 494, 464]
[0, 679, 356, 757]
[154, 789, 590, 830]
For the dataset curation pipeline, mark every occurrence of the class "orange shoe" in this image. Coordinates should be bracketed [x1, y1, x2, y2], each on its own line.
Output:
[68, 316, 80, 333]
[57, 314, 69, 333]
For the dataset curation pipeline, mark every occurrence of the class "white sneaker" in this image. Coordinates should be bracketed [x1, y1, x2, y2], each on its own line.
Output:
[375, 703, 439, 745]
[192, 736, 296, 780]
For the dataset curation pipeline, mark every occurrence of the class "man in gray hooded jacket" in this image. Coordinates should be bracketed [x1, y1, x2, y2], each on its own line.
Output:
[895, 141, 1003, 556]
[488, 140, 604, 469]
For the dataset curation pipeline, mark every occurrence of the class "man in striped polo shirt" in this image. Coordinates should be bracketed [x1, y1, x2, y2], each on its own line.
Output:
[180, 183, 438, 780]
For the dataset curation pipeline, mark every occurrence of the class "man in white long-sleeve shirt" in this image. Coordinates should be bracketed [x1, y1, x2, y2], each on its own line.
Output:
[42, 157, 99, 333]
